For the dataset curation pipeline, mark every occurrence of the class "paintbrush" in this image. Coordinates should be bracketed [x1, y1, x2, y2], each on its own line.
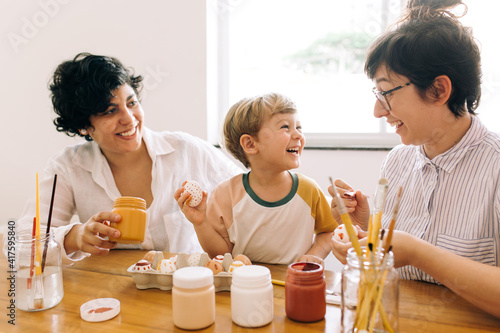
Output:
[329, 177, 362, 257]
[383, 186, 402, 255]
[34, 173, 44, 309]
[28, 217, 36, 288]
[371, 178, 388, 252]
[42, 174, 57, 272]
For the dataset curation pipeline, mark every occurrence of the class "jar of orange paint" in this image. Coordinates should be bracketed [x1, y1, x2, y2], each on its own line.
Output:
[109, 196, 146, 244]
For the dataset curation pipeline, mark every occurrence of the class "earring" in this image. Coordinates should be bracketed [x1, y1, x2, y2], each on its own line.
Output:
[80, 129, 88, 135]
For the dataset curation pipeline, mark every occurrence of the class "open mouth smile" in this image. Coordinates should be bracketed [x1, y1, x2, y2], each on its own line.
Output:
[390, 120, 404, 129]
[286, 147, 300, 155]
[117, 126, 137, 137]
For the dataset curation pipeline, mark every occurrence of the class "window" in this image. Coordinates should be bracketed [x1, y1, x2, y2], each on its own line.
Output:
[217, 0, 500, 148]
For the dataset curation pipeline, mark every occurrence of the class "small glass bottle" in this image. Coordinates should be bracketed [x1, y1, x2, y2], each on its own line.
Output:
[172, 267, 215, 330]
[15, 228, 63, 311]
[231, 265, 274, 327]
[109, 196, 147, 244]
[341, 247, 399, 333]
[285, 262, 326, 322]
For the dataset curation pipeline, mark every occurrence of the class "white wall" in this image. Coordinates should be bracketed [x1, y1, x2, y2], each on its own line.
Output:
[1, 0, 212, 226]
[1, 0, 390, 269]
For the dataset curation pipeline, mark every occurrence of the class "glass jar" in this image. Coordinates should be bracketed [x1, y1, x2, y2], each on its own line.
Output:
[285, 262, 326, 322]
[342, 247, 399, 333]
[15, 229, 63, 311]
[231, 265, 274, 327]
[172, 267, 215, 330]
[109, 196, 147, 244]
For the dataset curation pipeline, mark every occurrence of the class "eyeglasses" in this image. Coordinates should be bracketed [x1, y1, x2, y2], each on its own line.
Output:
[372, 82, 411, 111]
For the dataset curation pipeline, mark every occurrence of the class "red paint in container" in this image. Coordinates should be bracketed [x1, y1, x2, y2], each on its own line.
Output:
[88, 307, 113, 314]
[285, 262, 326, 322]
[80, 298, 120, 322]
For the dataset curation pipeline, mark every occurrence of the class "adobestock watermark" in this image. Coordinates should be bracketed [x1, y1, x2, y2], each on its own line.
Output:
[87, 265, 132, 314]
[212, 0, 245, 20]
[140, 64, 170, 100]
[407, 276, 471, 332]
[5, 220, 16, 326]
[7, 0, 72, 53]
[363, 0, 401, 35]
[482, 73, 500, 99]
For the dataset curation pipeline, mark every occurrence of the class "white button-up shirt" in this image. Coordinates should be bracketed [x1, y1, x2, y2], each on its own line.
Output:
[12, 128, 243, 264]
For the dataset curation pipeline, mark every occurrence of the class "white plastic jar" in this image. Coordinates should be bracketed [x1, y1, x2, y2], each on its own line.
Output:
[172, 267, 215, 330]
[231, 265, 274, 327]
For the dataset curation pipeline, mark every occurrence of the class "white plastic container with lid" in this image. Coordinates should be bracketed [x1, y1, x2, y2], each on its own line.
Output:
[231, 265, 274, 327]
[172, 267, 215, 330]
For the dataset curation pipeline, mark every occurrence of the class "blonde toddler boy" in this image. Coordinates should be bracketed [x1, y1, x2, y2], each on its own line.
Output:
[175, 93, 337, 264]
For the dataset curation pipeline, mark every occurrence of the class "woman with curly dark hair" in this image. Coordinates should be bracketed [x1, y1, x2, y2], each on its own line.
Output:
[330, 0, 500, 317]
[12, 53, 242, 262]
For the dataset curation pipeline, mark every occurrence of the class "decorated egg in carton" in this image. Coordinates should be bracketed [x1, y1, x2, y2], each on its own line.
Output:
[127, 252, 247, 292]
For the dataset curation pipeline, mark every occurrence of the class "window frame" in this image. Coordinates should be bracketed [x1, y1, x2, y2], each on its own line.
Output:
[215, 0, 402, 150]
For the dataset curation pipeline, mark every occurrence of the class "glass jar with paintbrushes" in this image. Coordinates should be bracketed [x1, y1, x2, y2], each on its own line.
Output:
[342, 246, 399, 333]
[331, 177, 402, 332]
[15, 228, 63, 311]
[15, 174, 63, 311]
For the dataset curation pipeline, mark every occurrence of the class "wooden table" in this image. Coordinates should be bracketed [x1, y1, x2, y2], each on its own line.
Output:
[1, 250, 500, 332]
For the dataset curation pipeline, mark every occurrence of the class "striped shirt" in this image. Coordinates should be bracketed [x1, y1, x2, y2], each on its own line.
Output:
[380, 116, 500, 283]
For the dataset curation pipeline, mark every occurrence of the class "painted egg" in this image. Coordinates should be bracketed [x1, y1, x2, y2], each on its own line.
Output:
[213, 254, 224, 264]
[187, 253, 202, 266]
[143, 250, 157, 262]
[228, 260, 244, 275]
[169, 255, 178, 265]
[205, 260, 223, 275]
[182, 180, 203, 207]
[133, 259, 152, 272]
[233, 254, 252, 266]
[156, 259, 177, 273]
[333, 224, 358, 243]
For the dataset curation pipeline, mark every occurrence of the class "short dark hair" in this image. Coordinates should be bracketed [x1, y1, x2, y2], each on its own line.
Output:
[50, 52, 143, 140]
[364, 0, 481, 117]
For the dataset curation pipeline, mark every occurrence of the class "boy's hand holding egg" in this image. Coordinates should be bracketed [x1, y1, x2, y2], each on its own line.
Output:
[181, 180, 203, 207]
[175, 180, 207, 225]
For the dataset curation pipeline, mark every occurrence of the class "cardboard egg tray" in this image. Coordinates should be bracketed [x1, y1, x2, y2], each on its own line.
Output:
[127, 252, 233, 292]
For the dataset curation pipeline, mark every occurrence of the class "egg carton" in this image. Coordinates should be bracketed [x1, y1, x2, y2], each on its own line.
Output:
[127, 252, 234, 292]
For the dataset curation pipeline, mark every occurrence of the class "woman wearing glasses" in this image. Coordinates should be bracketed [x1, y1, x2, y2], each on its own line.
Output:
[330, 0, 500, 318]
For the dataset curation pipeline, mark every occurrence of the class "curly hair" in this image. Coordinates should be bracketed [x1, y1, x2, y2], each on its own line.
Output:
[50, 52, 143, 141]
[223, 93, 297, 168]
[364, 0, 481, 117]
